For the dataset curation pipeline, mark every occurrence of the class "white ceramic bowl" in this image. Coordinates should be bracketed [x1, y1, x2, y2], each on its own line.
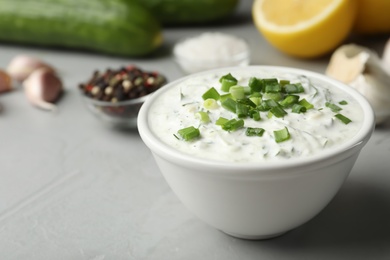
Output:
[138, 66, 375, 239]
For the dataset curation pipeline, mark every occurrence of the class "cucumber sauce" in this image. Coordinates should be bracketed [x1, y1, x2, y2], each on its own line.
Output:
[148, 69, 363, 163]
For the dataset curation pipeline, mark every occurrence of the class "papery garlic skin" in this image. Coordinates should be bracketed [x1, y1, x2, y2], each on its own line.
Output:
[0, 70, 12, 93]
[7, 55, 55, 82]
[23, 68, 63, 111]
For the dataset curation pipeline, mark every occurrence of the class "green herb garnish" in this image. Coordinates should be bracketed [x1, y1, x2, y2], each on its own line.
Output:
[335, 113, 352, 124]
[196, 111, 210, 123]
[203, 98, 218, 110]
[202, 87, 220, 100]
[220, 73, 237, 92]
[176, 73, 352, 144]
[229, 85, 246, 100]
[298, 99, 314, 110]
[221, 119, 244, 132]
[325, 102, 342, 112]
[274, 127, 291, 143]
[248, 77, 264, 92]
[291, 104, 307, 113]
[221, 98, 237, 113]
[283, 83, 304, 94]
[246, 127, 265, 137]
[177, 126, 200, 141]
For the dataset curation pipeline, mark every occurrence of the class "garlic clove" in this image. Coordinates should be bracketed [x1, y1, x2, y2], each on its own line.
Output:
[0, 70, 13, 93]
[382, 38, 390, 74]
[7, 55, 55, 82]
[350, 74, 390, 123]
[326, 43, 390, 124]
[23, 67, 63, 111]
[325, 44, 371, 83]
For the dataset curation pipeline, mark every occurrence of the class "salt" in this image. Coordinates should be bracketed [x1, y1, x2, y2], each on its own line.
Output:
[173, 32, 250, 74]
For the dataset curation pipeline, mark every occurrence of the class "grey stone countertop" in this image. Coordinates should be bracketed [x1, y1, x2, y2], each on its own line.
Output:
[0, 1, 389, 259]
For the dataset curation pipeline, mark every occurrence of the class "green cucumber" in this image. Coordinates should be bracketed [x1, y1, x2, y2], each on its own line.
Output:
[0, 0, 163, 56]
[134, 0, 240, 25]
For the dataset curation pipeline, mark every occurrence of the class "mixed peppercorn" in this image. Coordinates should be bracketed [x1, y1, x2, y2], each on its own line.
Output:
[79, 65, 167, 122]
[79, 65, 167, 102]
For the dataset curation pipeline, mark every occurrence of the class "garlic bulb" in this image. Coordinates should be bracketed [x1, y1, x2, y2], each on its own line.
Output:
[326, 43, 390, 124]
[23, 68, 63, 111]
[7, 55, 55, 82]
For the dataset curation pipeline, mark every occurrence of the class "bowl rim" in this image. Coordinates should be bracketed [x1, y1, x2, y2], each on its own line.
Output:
[81, 92, 150, 107]
[138, 66, 375, 175]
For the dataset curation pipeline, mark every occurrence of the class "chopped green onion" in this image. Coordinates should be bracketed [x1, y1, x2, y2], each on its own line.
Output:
[178, 72, 352, 144]
[267, 111, 273, 119]
[220, 93, 232, 102]
[236, 102, 249, 118]
[216, 117, 229, 126]
[249, 110, 261, 121]
[291, 104, 307, 113]
[270, 106, 287, 118]
[221, 119, 244, 131]
[237, 98, 256, 108]
[265, 99, 280, 108]
[258, 100, 271, 111]
[243, 86, 251, 95]
[279, 95, 299, 108]
[259, 99, 280, 111]
[196, 111, 210, 123]
[264, 78, 281, 93]
[250, 92, 262, 98]
[229, 85, 246, 100]
[325, 102, 342, 112]
[246, 127, 265, 137]
[177, 126, 200, 141]
[264, 92, 283, 101]
[279, 79, 290, 86]
[274, 127, 290, 143]
[249, 96, 262, 106]
[203, 98, 219, 110]
[221, 98, 237, 113]
[202, 87, 220, 100]
[335, 113, 352, 124]
[248, 77, 264, 92]
[299, 99, 314, 110]
[220, 73, 238, 92]
[263, 78, 278, 85]
[283, 83, 304, 93]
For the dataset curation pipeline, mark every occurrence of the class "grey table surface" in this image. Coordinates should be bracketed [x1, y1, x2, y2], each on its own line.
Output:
[1, 1, 390, 259]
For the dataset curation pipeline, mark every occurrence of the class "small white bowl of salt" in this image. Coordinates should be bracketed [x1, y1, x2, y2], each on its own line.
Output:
[173, 32, 250, 74]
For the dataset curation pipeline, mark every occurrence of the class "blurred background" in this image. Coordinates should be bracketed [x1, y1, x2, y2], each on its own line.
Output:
[0, 0, 390, 259]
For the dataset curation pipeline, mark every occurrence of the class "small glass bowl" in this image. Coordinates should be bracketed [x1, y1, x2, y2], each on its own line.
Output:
[79, 65, 167, 129]
[81, 94, 150, 129]
[173, 33, 250, 74]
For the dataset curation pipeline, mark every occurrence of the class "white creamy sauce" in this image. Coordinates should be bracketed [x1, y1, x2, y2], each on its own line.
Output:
[148, 70, 363, 163]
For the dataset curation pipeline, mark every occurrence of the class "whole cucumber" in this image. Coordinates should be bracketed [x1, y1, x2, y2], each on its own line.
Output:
[134, 0, 240, 25]
[0, 0, 163, 56]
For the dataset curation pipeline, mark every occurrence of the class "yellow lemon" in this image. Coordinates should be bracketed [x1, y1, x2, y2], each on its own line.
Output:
[252, 0, 357, 58]
[354, 0, 390, 34]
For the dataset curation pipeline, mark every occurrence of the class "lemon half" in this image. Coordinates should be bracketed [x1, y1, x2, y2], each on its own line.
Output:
[253, 0, 357, 58]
